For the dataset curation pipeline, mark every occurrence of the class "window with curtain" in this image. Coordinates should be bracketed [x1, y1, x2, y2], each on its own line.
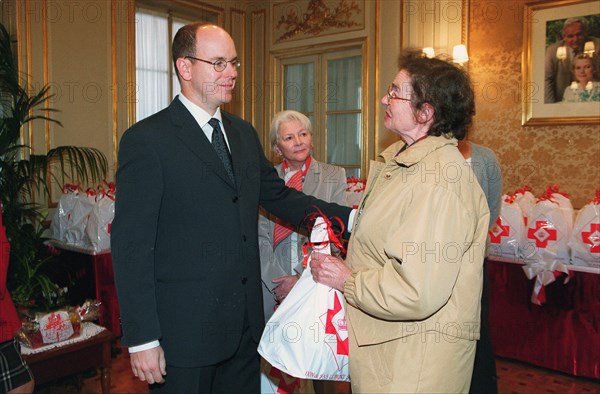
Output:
[282, 49, 363, 177]
[134, 8, 195, 121]
[326, 55, 362, 177]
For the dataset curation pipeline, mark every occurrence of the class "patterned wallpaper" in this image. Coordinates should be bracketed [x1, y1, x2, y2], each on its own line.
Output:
[468, 0, 600, 209]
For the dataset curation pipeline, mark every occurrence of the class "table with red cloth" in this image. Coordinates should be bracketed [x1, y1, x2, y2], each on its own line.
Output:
[488, 257, 599, 379]
[46, 240, 121, 337]
[22, 325, 114, 393]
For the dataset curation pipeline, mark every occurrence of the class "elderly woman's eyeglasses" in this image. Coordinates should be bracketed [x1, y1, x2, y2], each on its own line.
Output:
[387, 85, 411, 102]
[185, 56, 241, 72]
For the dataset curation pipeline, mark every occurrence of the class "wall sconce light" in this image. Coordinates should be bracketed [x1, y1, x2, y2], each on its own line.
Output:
[452, 44, 469, 65]
[556, 46, 567, 61]
[584, 41, 595, 57]
[422, 47, 435, 58]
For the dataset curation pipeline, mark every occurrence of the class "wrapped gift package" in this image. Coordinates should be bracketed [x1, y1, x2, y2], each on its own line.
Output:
[64, 189, 96, 246]
[85, 183, 115, 252]
[49, 182, 116, 252]
[489, 195, 526, 259]
[16, 300, 99, 349]
[49, 184, 80, 242]
[514, 186, 536, 227]
[258, 216, 350, 382]
[569, 192, 600, 268]
[523, 186, 573, 264]
[17, 309, 81, 349]
[489, 186, 597, 268]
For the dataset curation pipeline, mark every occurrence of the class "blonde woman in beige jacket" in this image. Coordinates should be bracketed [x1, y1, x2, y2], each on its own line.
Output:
[310, 51, 490, 393]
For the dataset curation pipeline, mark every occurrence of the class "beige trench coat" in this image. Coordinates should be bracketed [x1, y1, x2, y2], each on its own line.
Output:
[343, 136, 490, 393]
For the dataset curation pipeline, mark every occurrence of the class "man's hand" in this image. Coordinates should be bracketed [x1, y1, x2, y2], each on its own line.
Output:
[272, 275, 299, 302]
[130, 346, 166, 385]
[310, 252, 352, 292]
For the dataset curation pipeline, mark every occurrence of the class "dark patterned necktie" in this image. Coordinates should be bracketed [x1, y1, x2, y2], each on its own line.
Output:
[208, 118, 234, 182]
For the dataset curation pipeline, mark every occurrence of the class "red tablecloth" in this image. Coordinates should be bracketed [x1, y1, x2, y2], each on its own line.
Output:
[92, 253, 121, 337]
[488, 258, 599, 379]
[46, 241, 121, 337]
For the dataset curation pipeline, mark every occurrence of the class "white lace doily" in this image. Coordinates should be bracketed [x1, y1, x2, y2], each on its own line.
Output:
[20, 322, 106, 355]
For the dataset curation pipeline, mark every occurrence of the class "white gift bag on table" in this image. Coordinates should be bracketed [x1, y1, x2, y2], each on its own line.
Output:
[569, 192, 600, 268]
[258, 216, 350, 383]
[50, 184, 80, 242]
[514, 187, 536, 227]
[86, 183, 115, 252]
[488, 195, 526, 259]
[64, 189, 96, 246]
[523, 188, 573, 264]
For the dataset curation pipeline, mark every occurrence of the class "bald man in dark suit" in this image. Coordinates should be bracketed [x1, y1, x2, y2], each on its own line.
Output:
[111, 23, 351, 393]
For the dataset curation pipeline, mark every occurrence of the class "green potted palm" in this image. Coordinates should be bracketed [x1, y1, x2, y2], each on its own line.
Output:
[0, 23, 108, 310]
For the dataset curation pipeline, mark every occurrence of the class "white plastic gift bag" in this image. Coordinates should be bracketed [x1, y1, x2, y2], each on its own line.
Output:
[523, 187, 573, 264]
[50, 183, 80, 242]
[258, 216, 350, 382]
[569, 192, 600, 268]
[86, 183, 115, 252]
[64, 189, 96, 246]
[488, 194, 526, 259]
[514, 186, 536, 227]
[260, 357, 313, 394]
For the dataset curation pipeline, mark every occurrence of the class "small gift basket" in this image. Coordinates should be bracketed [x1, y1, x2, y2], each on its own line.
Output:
[16, 299, 100, 349]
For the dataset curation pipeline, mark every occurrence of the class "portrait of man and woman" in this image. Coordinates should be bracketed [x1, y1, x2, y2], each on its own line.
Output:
[544, 14, 600, 103]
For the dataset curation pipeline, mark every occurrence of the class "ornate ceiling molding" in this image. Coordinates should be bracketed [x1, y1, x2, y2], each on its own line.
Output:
[275, 0, 362, 43]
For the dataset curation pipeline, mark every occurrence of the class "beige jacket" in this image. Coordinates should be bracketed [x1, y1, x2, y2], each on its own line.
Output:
[344, 136, 490, 346]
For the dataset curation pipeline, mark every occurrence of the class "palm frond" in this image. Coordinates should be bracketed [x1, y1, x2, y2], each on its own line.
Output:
[1, 22, 108, 308]
[46, 146, 108, 186]
[0, 24, 22, 97]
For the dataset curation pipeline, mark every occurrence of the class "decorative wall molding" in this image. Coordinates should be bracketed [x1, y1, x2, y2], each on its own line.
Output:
[273, 0, 364, 43]
[401, 0, 469, 56]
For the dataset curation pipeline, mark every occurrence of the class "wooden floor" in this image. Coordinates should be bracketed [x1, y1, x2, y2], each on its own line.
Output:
[36, 343, 600, 393]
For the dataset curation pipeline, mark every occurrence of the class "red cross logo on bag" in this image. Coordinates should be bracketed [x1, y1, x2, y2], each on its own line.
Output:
[268, 367, 301, 394]
[581, 223, 600, 253]
[325, 291, 349, 356]
[527, 219, 557, 248]
[489, 217, 510, 244]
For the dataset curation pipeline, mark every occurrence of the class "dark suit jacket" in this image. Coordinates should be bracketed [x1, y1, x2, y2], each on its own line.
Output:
[111, 97, 351, 368]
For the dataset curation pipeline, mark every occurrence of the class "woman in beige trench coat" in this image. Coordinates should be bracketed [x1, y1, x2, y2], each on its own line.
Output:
[311, 51, 490, 393]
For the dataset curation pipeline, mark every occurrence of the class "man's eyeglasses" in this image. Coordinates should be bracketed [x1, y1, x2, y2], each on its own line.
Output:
[185, 56, 241, 72]
[387, 85, 411, 102]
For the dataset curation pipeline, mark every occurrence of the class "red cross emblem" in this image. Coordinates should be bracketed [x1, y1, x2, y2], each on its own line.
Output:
[325, 292, 349, 356]
[581, 223, 600, 254]
[489, 217, 510, 244]
[527, 219, 557, 248]
[268, 367, 301, 394]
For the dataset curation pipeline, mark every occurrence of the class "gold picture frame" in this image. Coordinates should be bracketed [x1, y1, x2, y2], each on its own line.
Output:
[522, 0, 600, 126]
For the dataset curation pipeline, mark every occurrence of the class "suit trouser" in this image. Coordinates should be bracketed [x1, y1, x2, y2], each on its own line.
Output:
[150, 310, 260, 394]
[469, 258, 498, 394]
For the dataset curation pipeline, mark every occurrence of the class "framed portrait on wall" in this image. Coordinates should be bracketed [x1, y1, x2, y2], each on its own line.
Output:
[522, 0, 600, 126]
